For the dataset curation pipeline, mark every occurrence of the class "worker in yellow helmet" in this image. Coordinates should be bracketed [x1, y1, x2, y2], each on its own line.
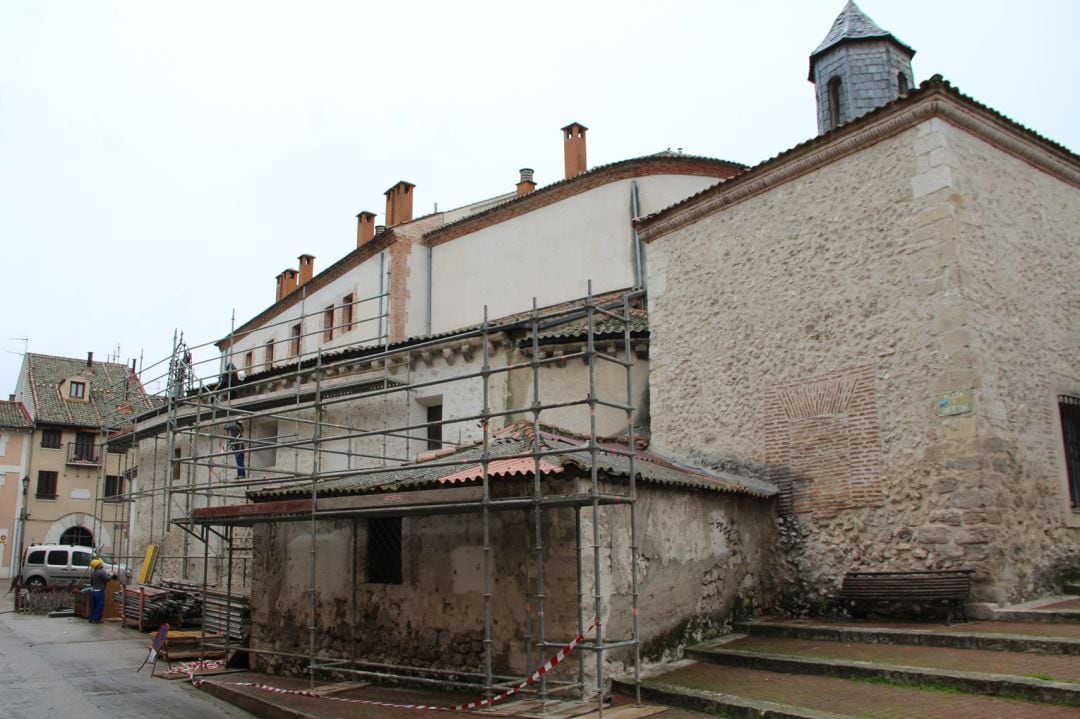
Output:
[88, 558, 108, 623]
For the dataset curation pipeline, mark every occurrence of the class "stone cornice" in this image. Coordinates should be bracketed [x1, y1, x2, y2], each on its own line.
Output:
[639, 87, 1080, 242]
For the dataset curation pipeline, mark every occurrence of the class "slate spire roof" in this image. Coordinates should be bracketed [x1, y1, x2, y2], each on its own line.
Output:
[811, 1, 915, 60]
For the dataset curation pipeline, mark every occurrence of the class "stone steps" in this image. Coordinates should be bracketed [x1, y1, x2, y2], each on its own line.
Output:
[619, 662, 1080, 719]
[733, 618, 1080, 654]
[685, 634, 1080, 706]
[614, 616, 1080, 718]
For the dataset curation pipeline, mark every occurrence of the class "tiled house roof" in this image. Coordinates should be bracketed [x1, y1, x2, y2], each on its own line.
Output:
[21, 353, 152, 431]
[253, 424, 777, 501]
[0, 400, 32, 430]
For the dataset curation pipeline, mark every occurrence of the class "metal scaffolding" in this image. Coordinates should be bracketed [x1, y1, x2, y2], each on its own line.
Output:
[116, 282, 644, 715]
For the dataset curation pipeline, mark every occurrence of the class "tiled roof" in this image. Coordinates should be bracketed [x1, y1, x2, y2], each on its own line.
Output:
[423, 152, 745, 247]
[0, 400, 32, 430]
[532, 307, 649, 343]
[229, 290, 642, 386]
[252, 424, 777, 501]
[22, 353, 152, 430]
[811, 1, 914, 59]
[637, 76, 1080, 235]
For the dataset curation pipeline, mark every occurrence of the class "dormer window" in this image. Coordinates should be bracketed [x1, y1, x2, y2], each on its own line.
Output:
[69, 381, 86, 399]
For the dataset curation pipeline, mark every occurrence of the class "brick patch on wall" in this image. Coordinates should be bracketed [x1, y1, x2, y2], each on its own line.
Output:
[765, 366, 882, 519]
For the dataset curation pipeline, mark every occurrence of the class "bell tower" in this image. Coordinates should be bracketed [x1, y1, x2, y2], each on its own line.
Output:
[809, 1, 915, 135]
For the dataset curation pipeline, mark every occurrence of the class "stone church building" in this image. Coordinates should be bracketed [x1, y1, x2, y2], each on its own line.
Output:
[123, 0, 1078, 691]
[640, 0, 1080, 609]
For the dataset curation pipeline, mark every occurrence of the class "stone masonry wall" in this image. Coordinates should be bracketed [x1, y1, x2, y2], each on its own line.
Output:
[247, 478, 775, 681]
[647, 120, 1080, 607]
[944, 121, 1080, 596]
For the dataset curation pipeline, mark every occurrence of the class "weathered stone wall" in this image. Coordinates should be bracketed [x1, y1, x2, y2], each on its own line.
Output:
[247, 478, 775, 679]
[945, 122, 1080, 596]
[646, 119, 1080, 608]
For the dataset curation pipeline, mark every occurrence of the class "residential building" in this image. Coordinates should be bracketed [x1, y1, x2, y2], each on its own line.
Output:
[0, 399, 32, 578]
[12, 352, 149, 567]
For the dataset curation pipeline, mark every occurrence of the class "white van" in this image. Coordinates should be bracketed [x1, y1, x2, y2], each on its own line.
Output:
[18, 544, 128, 587]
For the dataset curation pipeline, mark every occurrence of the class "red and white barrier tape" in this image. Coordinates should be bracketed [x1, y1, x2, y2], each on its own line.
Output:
[189, 619, 600, 713]
[174, 659, 226, 674]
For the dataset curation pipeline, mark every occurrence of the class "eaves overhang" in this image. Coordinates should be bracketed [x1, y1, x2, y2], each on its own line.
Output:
[637, 76, 1080, 243]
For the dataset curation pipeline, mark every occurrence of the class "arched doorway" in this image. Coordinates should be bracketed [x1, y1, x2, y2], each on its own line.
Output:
[59, 526, 93, 547]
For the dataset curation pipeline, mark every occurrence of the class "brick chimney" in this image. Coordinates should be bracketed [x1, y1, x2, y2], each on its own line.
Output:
[516, 168, 537, 197]
[87, 351, 93, 368]
[277, 268, 299, 300]
[561, 122, 588, 179]
[298, 254, 315, 287]
[356, 211, 376, 247]
[275, 271, 285, 301]
[384, 181, 416, 226]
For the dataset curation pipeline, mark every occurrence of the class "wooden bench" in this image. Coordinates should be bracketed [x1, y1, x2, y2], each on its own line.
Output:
[838, 569, 975, 624]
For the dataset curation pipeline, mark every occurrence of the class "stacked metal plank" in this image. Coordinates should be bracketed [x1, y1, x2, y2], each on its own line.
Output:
[117, 585, 171, 631]
[201, 588, 251, 641]
[116, 584, 203, 631]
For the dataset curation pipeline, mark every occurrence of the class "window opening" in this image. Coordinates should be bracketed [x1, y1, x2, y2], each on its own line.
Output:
[367, 517, 402, 584]
[74, 431, 97, 462]
[36, 470, 58, 499]
[290, 324, 302, 357]
[69, 381, 86, 399]
[60, 526, 93, 547]
[426, 404, 443, 451]
[264, 340, 275, 369]
[323, 306, 335, 342]
[1060, 396, 1080, 508]
[828, 76, 843, 128]
[41, 429, 62, 449]
[342, 294, 354, 331]
[898, 72, 909, 94]
[105, 475, 124, 501]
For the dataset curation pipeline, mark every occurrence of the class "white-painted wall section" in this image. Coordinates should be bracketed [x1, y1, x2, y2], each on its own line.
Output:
[429, 175, 719, 334]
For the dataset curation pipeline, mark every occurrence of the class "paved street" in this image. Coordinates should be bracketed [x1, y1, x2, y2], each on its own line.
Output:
[0, 610, 252, 719]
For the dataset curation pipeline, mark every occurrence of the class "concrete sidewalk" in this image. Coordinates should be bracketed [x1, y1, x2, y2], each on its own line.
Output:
[0, 611, 251, 719]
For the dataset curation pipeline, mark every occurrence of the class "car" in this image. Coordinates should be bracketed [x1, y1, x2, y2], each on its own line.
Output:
[18, 544, 129, 587]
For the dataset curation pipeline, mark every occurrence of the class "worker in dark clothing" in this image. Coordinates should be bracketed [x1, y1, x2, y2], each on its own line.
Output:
[88, 558, 109, 623]
[224, 422, 247, 478]
[218, 362, 242, 400]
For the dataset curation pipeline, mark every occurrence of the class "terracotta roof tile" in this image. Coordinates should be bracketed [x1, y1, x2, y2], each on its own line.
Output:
[22, 353, 152, 430]
[0, 400, 32, 429]
[252, 423, 777, 501]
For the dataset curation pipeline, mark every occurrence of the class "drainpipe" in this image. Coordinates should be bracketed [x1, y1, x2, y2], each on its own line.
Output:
[377, 252, 386, 343]
[630, 181, 645, 289]
[12, 424, 33, 577]
[426, 245, 433, 336]
[14, 474, 29, 577]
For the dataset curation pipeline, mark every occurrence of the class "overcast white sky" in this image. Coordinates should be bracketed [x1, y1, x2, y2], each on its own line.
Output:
[2, 0, 1077, 398]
